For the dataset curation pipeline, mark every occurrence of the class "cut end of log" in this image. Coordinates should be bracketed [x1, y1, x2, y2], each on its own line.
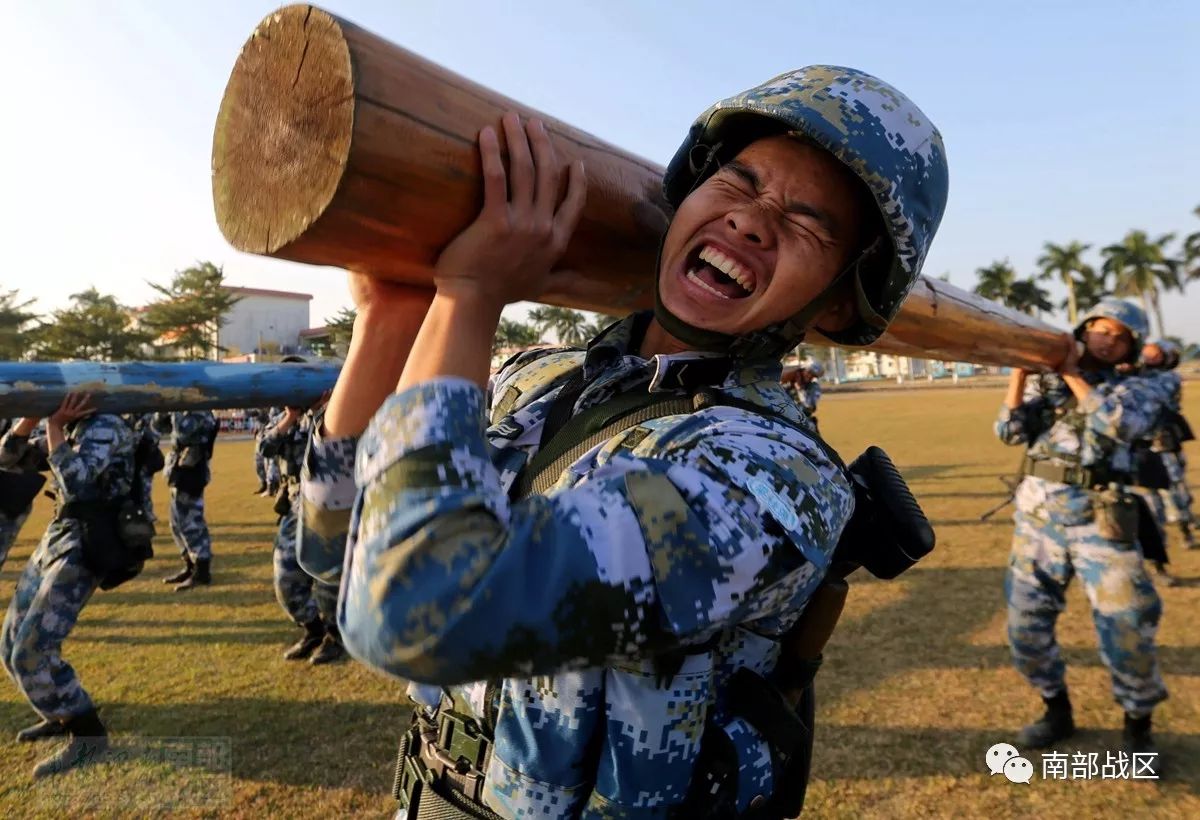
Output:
[212, 5, 354, 254]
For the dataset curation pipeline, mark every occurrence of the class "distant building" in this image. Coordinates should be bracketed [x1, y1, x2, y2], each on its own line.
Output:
[216, 286, 312, 357]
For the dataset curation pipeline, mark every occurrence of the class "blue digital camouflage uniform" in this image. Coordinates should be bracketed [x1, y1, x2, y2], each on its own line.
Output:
[301, 316, 856, 817]
[255, 409, 283, 488]
[0, 414, 133, 721]
[1149, 370, 1193, 527]
[126, 413, 161, 524]
[996, 369, 1169, 716]
[156, 411, 216, 562]
[0, 418, 41, 572]
[795, 380, 821, 416]
[262, 411, 337, 627]
[302, 64, 949, 817]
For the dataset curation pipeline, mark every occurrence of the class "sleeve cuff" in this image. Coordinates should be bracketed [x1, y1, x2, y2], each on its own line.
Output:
[46, 440, 72, 468]
[303, 424, 359, 511]
[356, 378, 487, 486]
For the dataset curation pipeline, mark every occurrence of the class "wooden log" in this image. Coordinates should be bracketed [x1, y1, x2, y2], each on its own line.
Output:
[0, 362, 340, 417]
[212, 4, 1072, 372]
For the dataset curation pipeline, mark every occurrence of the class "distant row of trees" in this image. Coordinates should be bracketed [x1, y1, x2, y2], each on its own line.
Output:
[308, 303, 621, 359]
[0, 262, 239, 362]
[973, 207, 1199, 340]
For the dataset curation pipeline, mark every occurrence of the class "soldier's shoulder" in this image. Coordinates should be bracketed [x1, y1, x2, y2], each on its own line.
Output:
[491, 347, 585, 418]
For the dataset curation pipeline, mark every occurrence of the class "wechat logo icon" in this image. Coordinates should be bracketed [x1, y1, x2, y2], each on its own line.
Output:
[986, 742, 1034, 784]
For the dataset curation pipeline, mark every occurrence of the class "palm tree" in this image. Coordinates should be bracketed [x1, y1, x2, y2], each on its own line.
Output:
[973, 260, 1017, 304]
[1182, 204, 1200, 284]
[1070, 267, 1110, 315]
[584, 312, 623, 337]
[1101, 230, 1180, 337]
[1037, 241, 1093, 325]
[528, 306, 591, 347]
[492, 317, 542, 356]
[1007, 278, 1054, 317]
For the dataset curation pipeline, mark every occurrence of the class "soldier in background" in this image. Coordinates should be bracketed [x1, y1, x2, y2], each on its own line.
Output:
[155, 409, 218, 591]
[997, 299, 1168, 771]
[251, 409, 270, 494]
[1144, 340, 1196, 551]
[262, 364, 343, 664]
[123, 413, 163, 529]
[256, 407, 283, 497]
[1, 394, 134, 778]
[0, 418, 49, 572]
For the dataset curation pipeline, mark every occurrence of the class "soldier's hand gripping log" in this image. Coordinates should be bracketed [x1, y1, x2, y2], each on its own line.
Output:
[213, 5, 1073, 371]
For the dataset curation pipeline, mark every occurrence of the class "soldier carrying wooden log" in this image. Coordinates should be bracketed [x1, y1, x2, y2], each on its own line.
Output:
[296, 61, 947, 819]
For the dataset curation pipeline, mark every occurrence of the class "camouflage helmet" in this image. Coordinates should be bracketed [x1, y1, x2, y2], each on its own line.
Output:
[1073, 298, 1148, 361]
[1158, 339, 1182, 369]
[661, 66, 950, 350]
[806, 362, 825, 378]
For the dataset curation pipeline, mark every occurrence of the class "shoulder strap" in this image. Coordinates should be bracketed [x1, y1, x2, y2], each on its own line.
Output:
[510, 389, 696, 501]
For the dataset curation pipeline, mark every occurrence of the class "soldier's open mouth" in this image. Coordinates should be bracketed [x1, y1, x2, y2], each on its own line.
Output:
[684, 244, 756, 300]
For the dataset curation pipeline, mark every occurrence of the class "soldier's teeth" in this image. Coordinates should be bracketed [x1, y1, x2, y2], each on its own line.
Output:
[687, 269, 732, 299]
[698, 246, 755, 293]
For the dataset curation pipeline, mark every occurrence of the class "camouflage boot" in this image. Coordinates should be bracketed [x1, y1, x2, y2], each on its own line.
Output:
[175, 559, 211, 591]
[1123, 713, 1162, 777]
[309, 624, 347, 665]
[1017, 690, 1075, 749]
[32, 709, 108, 779]
[284, 618, 325, 661]
[16, 718, 68, 742]
[162, 553, 194, 584]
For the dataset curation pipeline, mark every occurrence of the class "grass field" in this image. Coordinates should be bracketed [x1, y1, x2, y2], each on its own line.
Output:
[0, 387, 1196, 818]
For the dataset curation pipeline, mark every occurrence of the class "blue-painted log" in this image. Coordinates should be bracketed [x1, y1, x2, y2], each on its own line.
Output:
[0, 361, 341, 417]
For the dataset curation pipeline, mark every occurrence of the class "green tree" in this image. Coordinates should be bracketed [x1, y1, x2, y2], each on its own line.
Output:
[528, 306, 591, 346]
[0, 289, 39, 360]
[321, 306, 357, 355]
[493, 317, 542, 356]
[141, 262, 241, 360]
[30, 288, 151, 361]
[1007, 278, 1054, 316]
[1070, 266, 1110, 315]
[1101, 230, 1179, 337]
[1037, 241, 1093, 325]
[1182, 205, 1200, 284]
[973, 260, 1017, 304]
[584, 312, 623, 338]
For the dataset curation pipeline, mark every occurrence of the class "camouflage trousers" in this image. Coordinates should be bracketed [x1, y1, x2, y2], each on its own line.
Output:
[1159, 452, 1193, 526]
[1006, 507, 1167, 716]
[169, 487, 212, 562]
[254, 449, 279, 485]
[0, 506, 31, 572]
[274, 505, 336, 626]
[1, 534, 98, 720]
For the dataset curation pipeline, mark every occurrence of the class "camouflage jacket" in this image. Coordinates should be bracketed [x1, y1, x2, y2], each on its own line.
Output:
[155, 411, 217, 485]
[1, 414, 134, 562]
[995, 369, 1167, 514]
[794, 381, 821, 415]
[300, 314, 855, 817]
[260, 411, 310, 491]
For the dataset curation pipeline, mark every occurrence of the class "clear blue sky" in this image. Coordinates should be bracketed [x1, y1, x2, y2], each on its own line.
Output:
[5, 1, 1198, 341]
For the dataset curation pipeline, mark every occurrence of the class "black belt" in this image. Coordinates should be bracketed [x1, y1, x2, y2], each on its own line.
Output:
[1022, 456, 1129, 489]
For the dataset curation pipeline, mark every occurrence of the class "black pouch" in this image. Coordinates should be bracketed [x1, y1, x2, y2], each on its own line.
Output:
[1094, 490, 1139, 544]
[70, 501, 153, 590]
[170, 464, 207, 495]
[273, 486, 292, 517]
[0, 470, 46, 517]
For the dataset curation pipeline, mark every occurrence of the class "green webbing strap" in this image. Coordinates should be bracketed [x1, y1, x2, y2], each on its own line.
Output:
[510, 391, 697, 500]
